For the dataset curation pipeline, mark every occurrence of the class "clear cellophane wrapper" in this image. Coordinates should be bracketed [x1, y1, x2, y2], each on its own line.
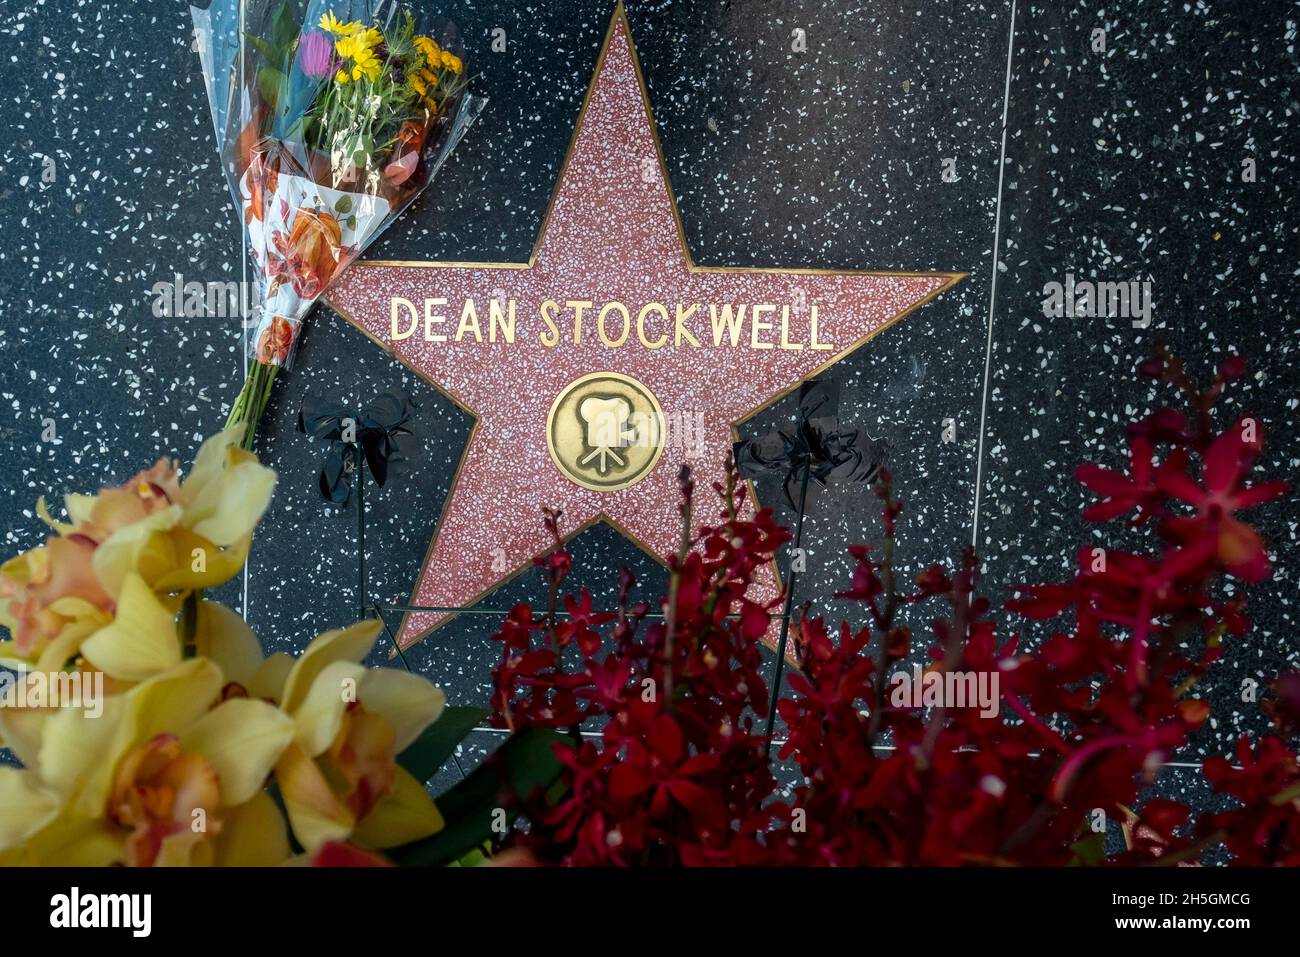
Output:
[192, 0, 486, 371]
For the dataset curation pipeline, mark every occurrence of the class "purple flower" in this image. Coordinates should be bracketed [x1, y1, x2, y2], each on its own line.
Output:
[297, 31, 337, 79]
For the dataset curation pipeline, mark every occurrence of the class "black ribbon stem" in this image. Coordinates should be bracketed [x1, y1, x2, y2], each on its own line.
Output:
[375, 605, 411, 673]
[764, 454, 811, 756]
[357, 452, 367, 622]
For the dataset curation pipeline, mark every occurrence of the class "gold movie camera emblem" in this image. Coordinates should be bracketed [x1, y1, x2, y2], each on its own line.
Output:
[547, 372, 666, 491]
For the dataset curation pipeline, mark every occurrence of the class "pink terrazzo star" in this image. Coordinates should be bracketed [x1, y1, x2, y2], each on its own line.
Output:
[328, 6, 962, 651]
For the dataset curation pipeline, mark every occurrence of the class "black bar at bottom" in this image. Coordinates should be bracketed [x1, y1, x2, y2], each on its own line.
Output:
[0, 865, 1293, 942]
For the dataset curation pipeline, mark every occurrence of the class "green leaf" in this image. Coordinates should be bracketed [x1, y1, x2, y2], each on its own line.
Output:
[396, 705, 487, 783]
[390, 728, 570, 867]
[1068, 830, 1107, 866]
[333, 194, 353, 215]
[446, 843, 491, 868]
[270, 1, 299, 56]
[244, 33, 280, 68]
[284, 115, 312, 142]
[256, 66, 287, 110]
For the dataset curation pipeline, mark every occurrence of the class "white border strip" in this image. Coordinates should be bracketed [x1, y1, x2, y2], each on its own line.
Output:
[970, 0, 1019, 548]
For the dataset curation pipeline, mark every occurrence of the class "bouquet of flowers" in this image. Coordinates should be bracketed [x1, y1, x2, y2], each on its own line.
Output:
[191, 0, 485, 448]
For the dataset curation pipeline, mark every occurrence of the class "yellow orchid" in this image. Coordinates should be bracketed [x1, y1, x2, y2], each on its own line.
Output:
[0, 588, 280, 764]
[269, 620, 447, 853]
[0, 658, 295, 866]
[0, 428, 462, 868]
[0, 426, 275, 677]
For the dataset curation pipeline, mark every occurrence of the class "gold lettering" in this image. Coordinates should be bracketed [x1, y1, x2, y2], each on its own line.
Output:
[456, 299, 483, 343]
[779, 304, 803, 350]
[810, 304, 833, 351]
[423, 297, 448, 342]
[390, 298, 418, 341]
[637, 303, 669, 349]
[750, 304, 774, 349]
[568, 299, 593, 345]
[489, 298, 516, 343]
[539, 300, 560, 348]
[598, 302, 630, 347]
[710, 304, 746, 346]
[676, 304, 701, 347]
[422, 298, 827, 351]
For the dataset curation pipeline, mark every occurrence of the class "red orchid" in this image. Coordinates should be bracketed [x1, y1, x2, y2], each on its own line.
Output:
[607, 715, 727, 830]
[1076, 436, 1183, 524]
[1200, 736, 1300, 865]
[485, 351, 1295, 867]
[1156, 419, 1286, 581]
[556, 588, 615, 654]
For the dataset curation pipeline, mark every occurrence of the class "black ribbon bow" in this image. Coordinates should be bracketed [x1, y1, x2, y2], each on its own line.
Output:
[298, 390, 418, 503]
[732, 379, 884, 514]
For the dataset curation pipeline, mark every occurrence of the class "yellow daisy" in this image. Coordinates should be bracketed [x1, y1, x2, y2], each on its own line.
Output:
[319, 12, 362, 36]
[351, 48, 381, 82]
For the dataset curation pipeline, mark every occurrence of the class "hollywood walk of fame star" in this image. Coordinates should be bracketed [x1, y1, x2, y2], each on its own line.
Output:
[327, 3, 964, 651]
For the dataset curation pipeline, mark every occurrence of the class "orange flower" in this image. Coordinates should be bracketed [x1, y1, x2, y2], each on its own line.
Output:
[396, 119, 427, 150]
[0, 458, 182, 658]
[271, 207, 348, 298]
[243, 144, 280, 226]
[0, 536, 110, 657]
[336, 703, 398, 820]
[255, 315, 295, 365]
[384, 121, 430, 187]
[108, 734, 223, 867]
[245, 171, 277, 226]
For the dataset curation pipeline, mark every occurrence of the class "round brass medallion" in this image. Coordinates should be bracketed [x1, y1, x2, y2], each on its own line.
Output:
[546, 372, 666, 492]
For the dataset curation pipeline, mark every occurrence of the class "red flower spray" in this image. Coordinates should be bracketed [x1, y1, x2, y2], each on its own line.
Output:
[489, 350, 1298, 865]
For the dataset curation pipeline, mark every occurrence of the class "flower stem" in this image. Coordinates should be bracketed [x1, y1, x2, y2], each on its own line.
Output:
[225, 360, 280, 450]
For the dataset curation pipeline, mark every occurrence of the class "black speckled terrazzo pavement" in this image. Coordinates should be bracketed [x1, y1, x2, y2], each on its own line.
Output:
[0, 0, 1296, 820]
